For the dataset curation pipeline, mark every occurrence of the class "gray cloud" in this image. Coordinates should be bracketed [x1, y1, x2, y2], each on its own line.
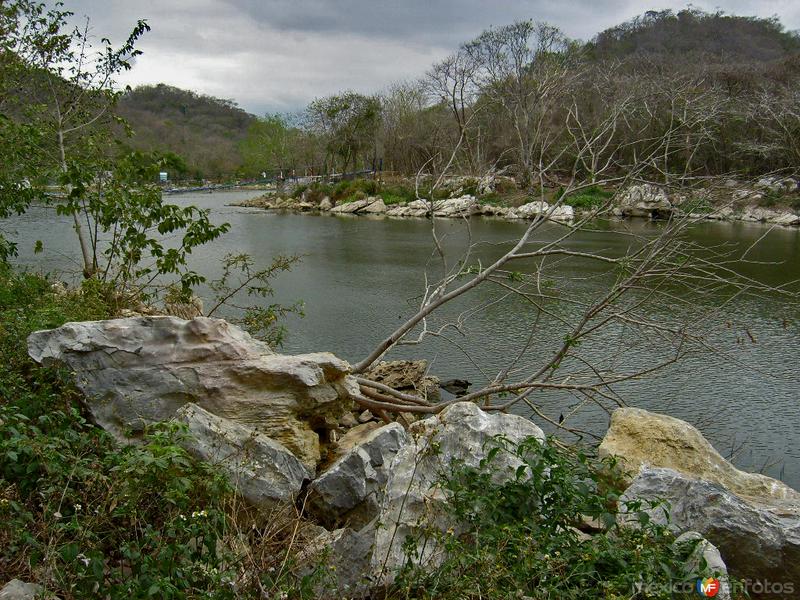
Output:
[64, 0, 800, 115]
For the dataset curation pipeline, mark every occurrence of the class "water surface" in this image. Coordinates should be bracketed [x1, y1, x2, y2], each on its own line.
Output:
[6, 190, 799, 486]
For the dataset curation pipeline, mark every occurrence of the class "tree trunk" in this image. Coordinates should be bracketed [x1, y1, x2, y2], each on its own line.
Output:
[58, 128, 94, 277]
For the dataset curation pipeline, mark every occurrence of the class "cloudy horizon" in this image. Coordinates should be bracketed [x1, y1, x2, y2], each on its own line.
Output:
[65, 0, 800, 115]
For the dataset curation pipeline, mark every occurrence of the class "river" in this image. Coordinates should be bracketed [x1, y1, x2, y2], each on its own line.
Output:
[4, 189, 799, 487]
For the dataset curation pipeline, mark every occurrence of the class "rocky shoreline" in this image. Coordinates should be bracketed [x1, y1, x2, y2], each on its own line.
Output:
[234, 179, 800, 228]
[12, 314, 799, 599]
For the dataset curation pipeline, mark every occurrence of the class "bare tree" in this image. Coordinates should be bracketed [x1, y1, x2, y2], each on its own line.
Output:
[464, 21, 581, 188]
[425, 48, 482, 173]
[350, 84, 799, 437]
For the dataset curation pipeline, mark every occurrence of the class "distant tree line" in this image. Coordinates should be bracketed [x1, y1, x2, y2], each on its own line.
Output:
[236, 9, 800, 186]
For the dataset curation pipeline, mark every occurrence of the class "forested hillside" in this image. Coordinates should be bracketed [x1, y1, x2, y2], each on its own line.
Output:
[590, 9, 800, 61]
[111, 9, 800, 182]
[117, 84, 255, 178]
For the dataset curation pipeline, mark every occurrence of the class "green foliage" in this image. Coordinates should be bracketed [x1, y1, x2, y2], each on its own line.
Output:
[56, 150, 230, 292]
[206, 253, 304, 347]
[681, 196, 714, 214]
[240, 113, 299, 177]
[395, 436, 719, 599]
[307, 92, 381, 175]
[758, 189, 785, 208]
[563, 185, 614, 209]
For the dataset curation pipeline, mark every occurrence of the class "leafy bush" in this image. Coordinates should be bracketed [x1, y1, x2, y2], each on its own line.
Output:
[563, 185, 614, 209]
[291, 184, 308, 199]
[681, 197, 714, 214]
[293, 182, 333, 203]
[395, 436, 722, 599]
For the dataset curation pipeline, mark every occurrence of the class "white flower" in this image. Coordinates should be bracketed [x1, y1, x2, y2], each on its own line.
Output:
[74, 504, 82, 512]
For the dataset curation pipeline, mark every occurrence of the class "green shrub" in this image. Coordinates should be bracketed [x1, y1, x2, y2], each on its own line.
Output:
[681, 197, 713, 214]
[290, 184, 308, 199]
[564, 185, 614, 209]
[395, 436, 723, 599]
[379, 183, 417, 205]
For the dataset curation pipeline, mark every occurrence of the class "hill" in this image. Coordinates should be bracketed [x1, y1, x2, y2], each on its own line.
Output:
[589, 8, 800, 63]
[116, 84, 256, 179]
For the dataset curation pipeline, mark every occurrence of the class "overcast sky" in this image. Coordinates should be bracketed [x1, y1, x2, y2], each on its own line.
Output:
[66, 0, 800, 115]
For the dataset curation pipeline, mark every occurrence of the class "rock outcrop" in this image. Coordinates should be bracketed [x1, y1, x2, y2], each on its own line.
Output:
[431, 195, 480, 217]
[0, 580, 42, 600]
[308, 423, 407, 529]
[27, 316, 358, 470]
[385, 199, 429, 217]
[675, 532, 732, 600]
[370, 402, 545, 581]
[621, 467, 800, 594]
[618, 184, 672, 218]
[174, 403, 311, 508]
[330, 197, 386, 214]
[599, 407, 800, 504]
[508, 201, 574, 222]
[300, 522, 378, 598]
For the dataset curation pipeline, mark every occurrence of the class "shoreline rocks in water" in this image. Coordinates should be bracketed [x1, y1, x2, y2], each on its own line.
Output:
[234, 180, 800, 228]
[603, 406, 800, 598]
[22, 315, 800, 597]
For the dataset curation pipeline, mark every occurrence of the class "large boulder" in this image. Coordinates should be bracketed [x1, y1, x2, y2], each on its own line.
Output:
[174, 403, 311, 508]
[509, 201, 574, 222]
[740, 206, 800, 226]
[298, 521, 379, 599]
[362, 198, 387, 214]
[755, 176, 798, 193]
[386, 199, 430, 217]
[432, 195, 480, 217]
[509, 200, 549, 219]
[675, 532, 732, 600]
[308, 423, 407, 529]
[370, 402, 545, 581]
[599, 407, 800, 504]
[27, 316, 358, 470]
[621, 467, 800, 597]
[0, 580, 42, 600]
[618, 184, 672, 218]
[330, 196, 385, 215]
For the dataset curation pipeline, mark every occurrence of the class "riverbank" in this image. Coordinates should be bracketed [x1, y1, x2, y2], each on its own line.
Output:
[2, 269, 797, 598]
[234, 178, 800, 228]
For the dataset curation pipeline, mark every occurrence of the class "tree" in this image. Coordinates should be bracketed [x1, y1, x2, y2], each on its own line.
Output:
[350, 69, 799, 436]
[426, 48, 482, 173]
[240, 113, 298, 177]
[307, 92, 381, 176]
[465, 21, 581, 188]
[0, 1, 228, 296]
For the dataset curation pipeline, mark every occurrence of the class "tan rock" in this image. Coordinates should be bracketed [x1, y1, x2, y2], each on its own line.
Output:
[599, 407, 800, 505]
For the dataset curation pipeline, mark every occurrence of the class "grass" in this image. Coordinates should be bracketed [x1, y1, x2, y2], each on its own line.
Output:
[562, 185, 615, 209]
